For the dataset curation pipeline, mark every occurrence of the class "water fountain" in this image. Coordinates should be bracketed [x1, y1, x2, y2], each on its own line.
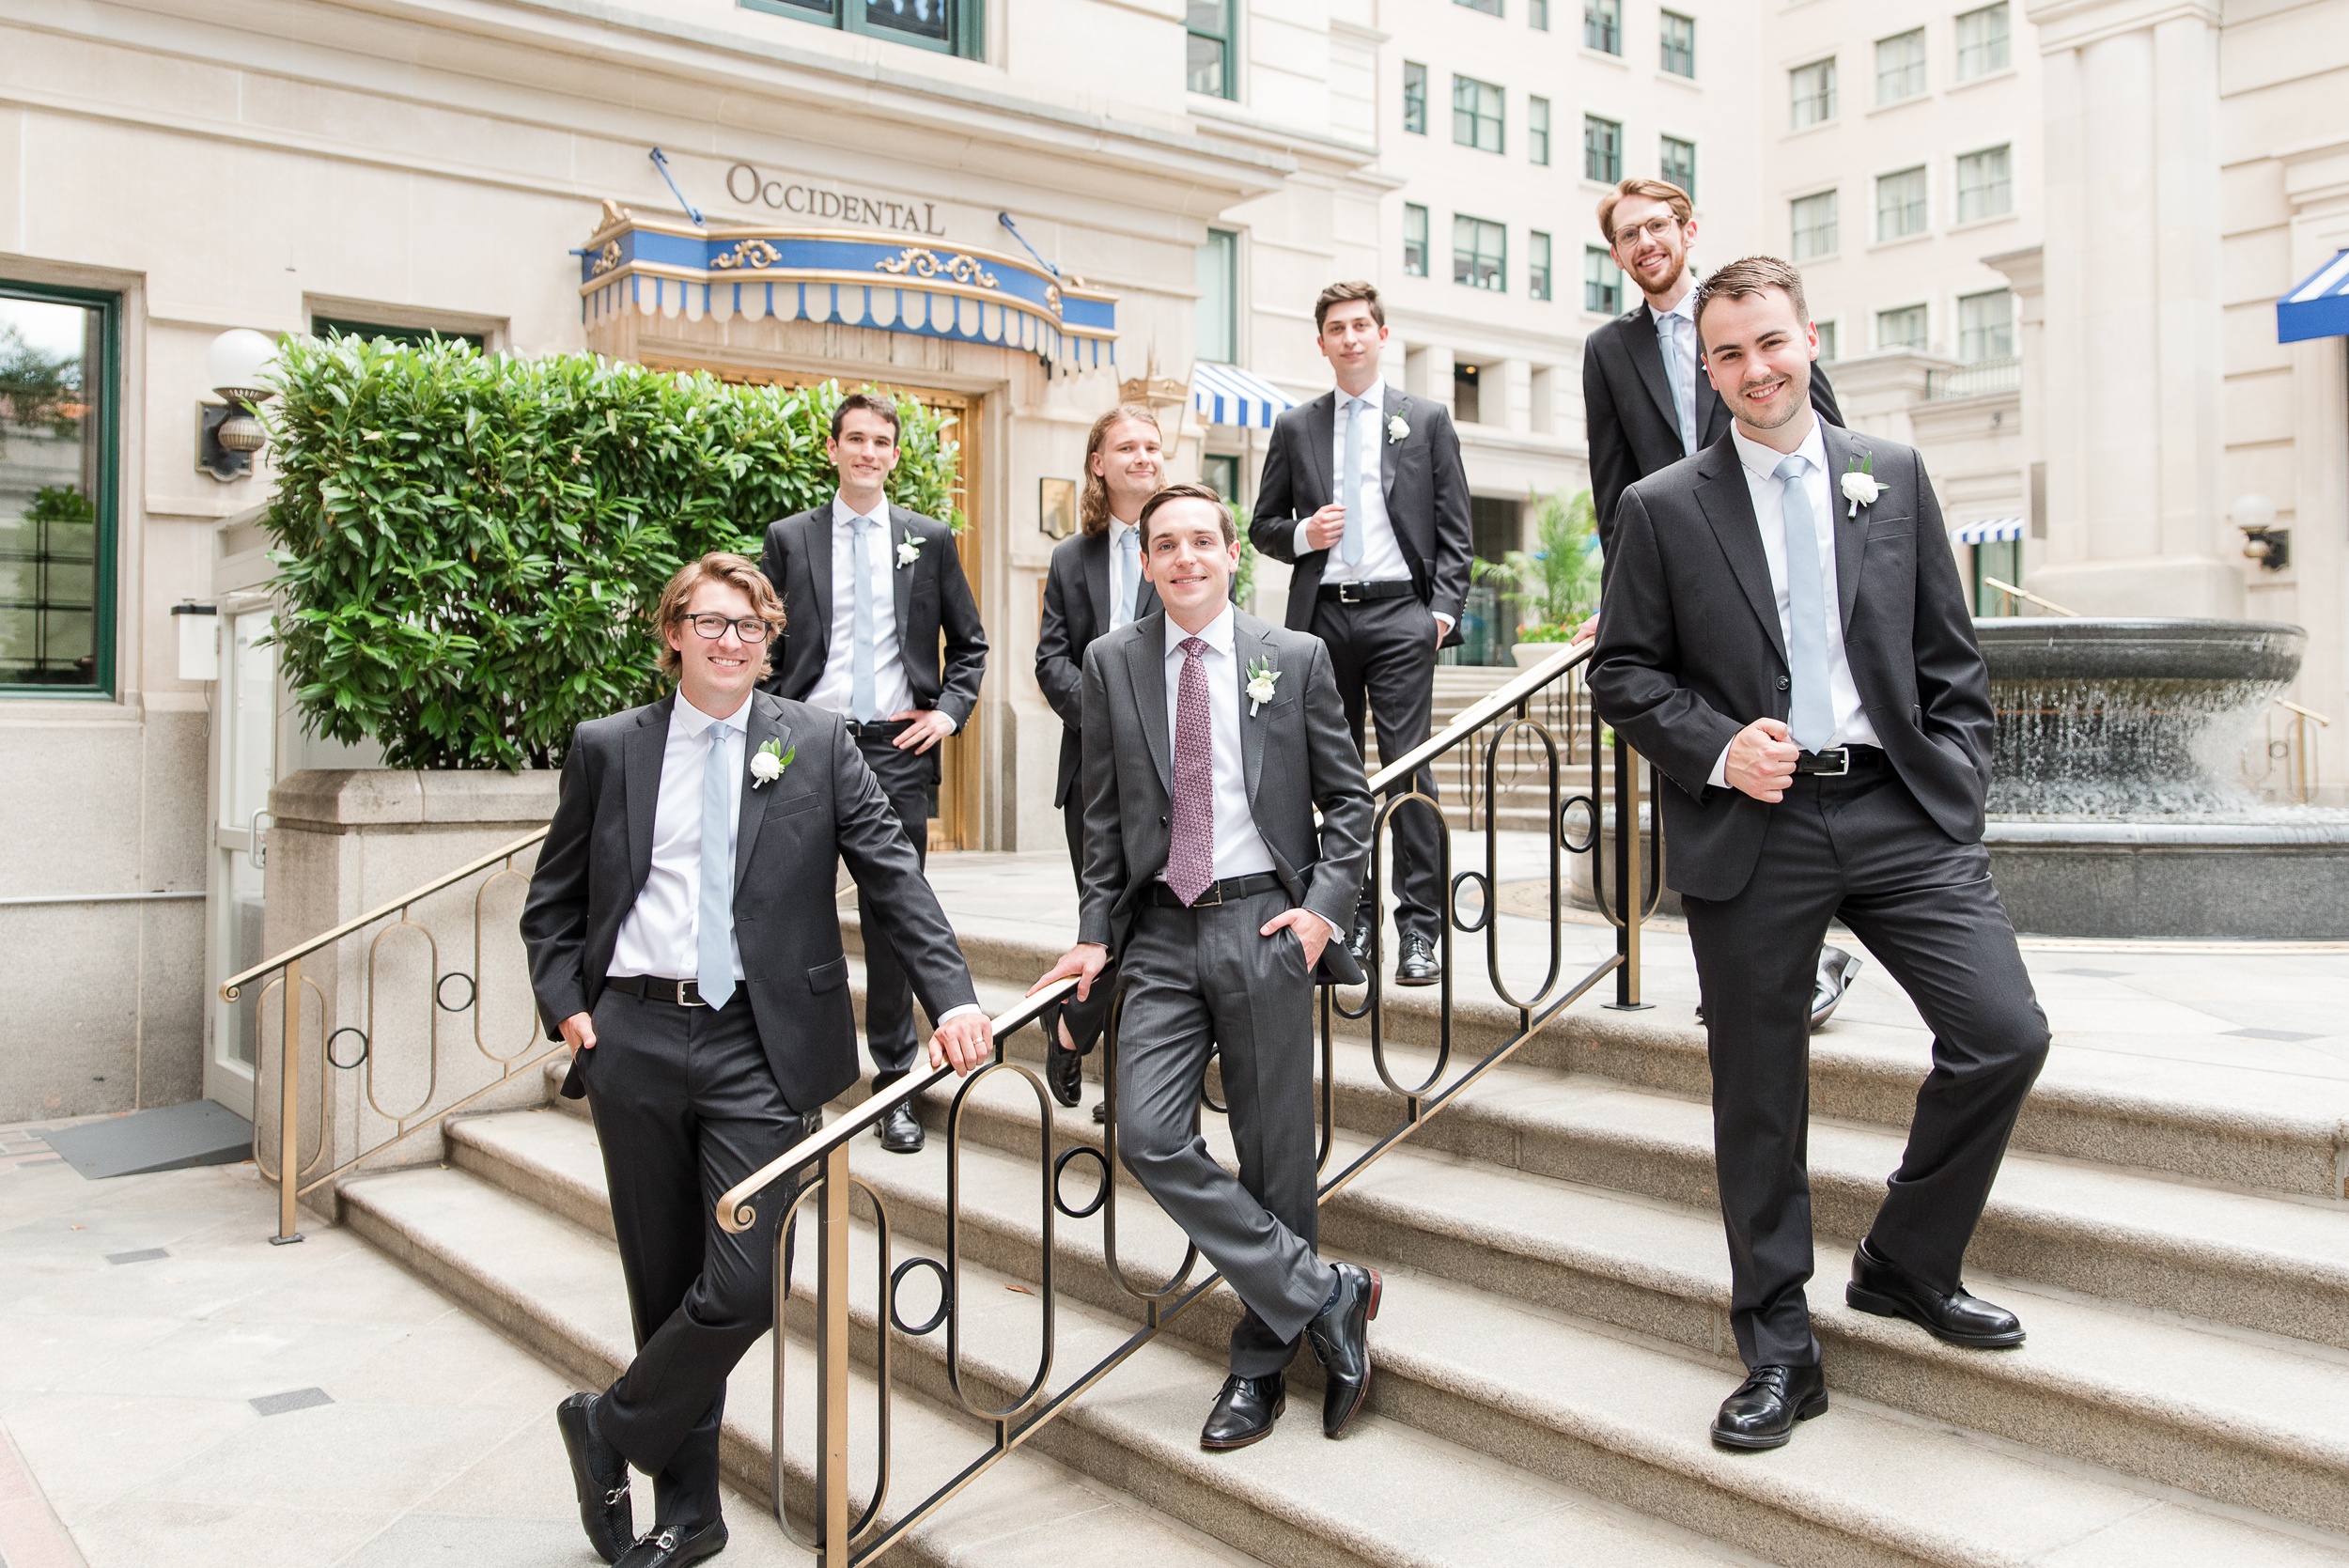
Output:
[1977, 618, 2349, 939]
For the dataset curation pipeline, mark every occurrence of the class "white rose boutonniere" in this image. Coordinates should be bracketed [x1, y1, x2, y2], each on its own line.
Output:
[1244, 656, 1281, 717]
[1387, 413, 1409, 445]
[749, 737, 795, 789]
[1840, 455, 1884, 519]
[895, 534, 924, 568]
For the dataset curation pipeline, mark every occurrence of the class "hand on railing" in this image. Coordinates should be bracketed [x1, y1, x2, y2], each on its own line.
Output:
[929, 1011, 996, 1077]
[1031, 942, 1108, 1005]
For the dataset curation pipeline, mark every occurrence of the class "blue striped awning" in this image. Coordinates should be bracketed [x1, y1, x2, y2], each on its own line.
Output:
[1191, 363, 1296, 428]
[2278, 250, 2349, 344]
[1952, 518, 2025, 543]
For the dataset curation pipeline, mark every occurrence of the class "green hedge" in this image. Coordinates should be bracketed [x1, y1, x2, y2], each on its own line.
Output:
[261, 335, 960, 769]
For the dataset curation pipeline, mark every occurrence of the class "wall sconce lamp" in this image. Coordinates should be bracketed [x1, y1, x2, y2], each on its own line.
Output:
[2231, 493, 2289, 573]
[197, 329, 280, 483]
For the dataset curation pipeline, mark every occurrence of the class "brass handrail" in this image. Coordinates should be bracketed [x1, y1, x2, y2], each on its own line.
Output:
[1367, 641, 1589, 790]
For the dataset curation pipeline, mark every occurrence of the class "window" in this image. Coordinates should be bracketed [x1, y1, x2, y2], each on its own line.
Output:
[1530, 231, 1554, 301]
[1584, 115, 1623, 182]
[1876, 165, 1928, 241]
[1660, 136, 1696, 200]
[1196, 229, 1237, 365]
[740, 0, 982, 58]
[1583, 245, 1623, 313]
[1529, 97, 1551, 165]
[1403, 61, 1428, 134]
[1877, 303, 1928, 351]
[1, 282, 116, 692]
[1955, 145, 2013, 223]
[1584, 0, 1621, 54]
[1875, 28, 1926, 103]
[311, 317, 487, 350]
[1404, 204, 1430, 277]
[1531, 0, 1549, 29]
[1954, 3, 2010, 81]
[1203, 453, 1241, 506]
[1454, 361, 1484, 424]
[1815, 320, 1839, 362]
[1457, 0, 1502, 13]
[1659, 10, 1695, 76]
[1959, 289, 2014, 361]
[1455, 216, 1507, 291]
[1454, 76, 1505, 153]
[1790, 189, 1839, 260]
[1790, 58, 1837, 129]
[1187, 1, 1236, 98]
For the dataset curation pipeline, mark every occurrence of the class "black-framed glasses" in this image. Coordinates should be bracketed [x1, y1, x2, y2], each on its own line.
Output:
[681, 613, 774, 644]
[1610, 215, 1680, 249]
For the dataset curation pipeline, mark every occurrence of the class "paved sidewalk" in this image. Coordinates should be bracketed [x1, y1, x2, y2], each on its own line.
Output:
[0, 1151, 801, 1568]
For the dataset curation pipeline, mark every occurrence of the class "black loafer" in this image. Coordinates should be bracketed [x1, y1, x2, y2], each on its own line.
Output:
[1810, 947, 1863, 1031]
[1200, 1373, 1285, 1451]
[1091, 1098, 1109, 1125]
[1846, 1237, 2025, 1348]
[1393, 934, 1440, 987]
[1712, 1362, 1828, 1451]
[556, 1392, 633, 1564]
[875, 1099, 925, 1155]
[1044, 1011, 1084, 1110]
[1303, 1263, 1381, 1437]
[614, 1517, 728, 1567]
[1346, 915, 1375, 968]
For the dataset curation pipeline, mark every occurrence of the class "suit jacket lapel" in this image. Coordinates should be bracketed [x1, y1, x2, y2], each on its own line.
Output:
[1136, 578, 1161, 619]
[1697, 374, 1728, 447]
[1304, 392, 1337, 507]
[1692, 443, 1790, 665]
[623, 696, 672, 899]
[1129, 613, 1173, 793]
[890, 507, 916, 640]
[733, 695, 789, 893]
[1379, 385, 1405, 499]
[1626, 304, 1684, 439]
[1820, 423, 1870, 633]
[1082, 530, 1112, 634]
[804, 510, 835, 664]
[1235, 616, 1270, 806]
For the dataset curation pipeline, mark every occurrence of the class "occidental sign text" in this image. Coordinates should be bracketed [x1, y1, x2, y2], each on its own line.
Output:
[725, 164, 946, 236]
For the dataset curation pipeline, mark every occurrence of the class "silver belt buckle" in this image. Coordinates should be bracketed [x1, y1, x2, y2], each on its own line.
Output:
[1813, 747, 1849, 777]
[1337, 581, 1364, 604]
[675, 979, 708, 1007]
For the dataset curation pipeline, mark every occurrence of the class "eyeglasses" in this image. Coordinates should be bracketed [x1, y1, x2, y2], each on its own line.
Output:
[680, 613, 774, 644]
[1610, 215, 1682, 249]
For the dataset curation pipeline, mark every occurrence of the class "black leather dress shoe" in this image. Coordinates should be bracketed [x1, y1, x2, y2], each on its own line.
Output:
[1711, 1362, 1828, 1451]
[1846, 1237, 2025, 1348]
[1393, 934, 1440, 987]
[1200, 1373, 1285, 1451]
[614, 1518, 728, 1568]
[1303, 1262, 1381, 1437]
[556, 1392, 633, 1564]
[1346, 914, 1374, 968]
[875, 1099, 925, 1155]
[1809, 947, 1863, 1032]
[1044, 1013, 1084, 1110]
[1091, 1098, 1109, 1126]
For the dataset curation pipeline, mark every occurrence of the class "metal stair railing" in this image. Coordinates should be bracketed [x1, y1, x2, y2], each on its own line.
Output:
[715, 640, 1665, 1561]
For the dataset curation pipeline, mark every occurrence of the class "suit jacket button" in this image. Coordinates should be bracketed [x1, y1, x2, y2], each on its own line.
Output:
[1776, 675, 1791, 691]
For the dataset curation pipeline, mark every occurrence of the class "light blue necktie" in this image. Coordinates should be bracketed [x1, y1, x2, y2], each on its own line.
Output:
[1339, 396, 1366, 569]
[1665, 314, 1698, 455]
[849, 513, 879, 722]
[696, 722, 738, 1012]
[1112, 525, 1141, 629]
[1775, 456, 1833, 753]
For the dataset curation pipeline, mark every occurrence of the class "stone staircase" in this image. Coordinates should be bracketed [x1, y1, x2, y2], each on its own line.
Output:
[1365, 663, 1595, 835]
[333, 912, 2349, 1567]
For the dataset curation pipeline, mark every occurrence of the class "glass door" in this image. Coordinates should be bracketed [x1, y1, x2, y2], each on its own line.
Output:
[210, 607, 277, 1110]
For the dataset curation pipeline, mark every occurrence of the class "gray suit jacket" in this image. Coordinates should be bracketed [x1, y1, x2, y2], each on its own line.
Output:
[1076, 609, 1374, 986]
[1035, 528, 1161, 810]
[1587, 425, 1993, 902]
[520, 691, 980, 1112]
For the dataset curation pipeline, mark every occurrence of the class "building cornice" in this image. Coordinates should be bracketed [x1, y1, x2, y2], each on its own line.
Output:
[2025, 0, 2220, 52]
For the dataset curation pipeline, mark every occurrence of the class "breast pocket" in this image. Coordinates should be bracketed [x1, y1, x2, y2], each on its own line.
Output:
[806, 955, 849, 994]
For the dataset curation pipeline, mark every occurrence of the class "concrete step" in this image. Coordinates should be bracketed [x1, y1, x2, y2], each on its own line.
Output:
[910, 1048, 2349, 1539]
[447, 1103, 2349, 1568]
[848, 914, 2349, 1202]
[355, 1119, 1760, 1568]
[336, 1150, 1269, 1568]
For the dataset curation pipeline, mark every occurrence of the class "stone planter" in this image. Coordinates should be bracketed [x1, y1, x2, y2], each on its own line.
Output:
[259, 769, 558, 1211]
[1513, 640, 1570, 669]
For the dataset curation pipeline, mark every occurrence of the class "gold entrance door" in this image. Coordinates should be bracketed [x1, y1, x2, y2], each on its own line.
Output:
[650, 361, 981, 851]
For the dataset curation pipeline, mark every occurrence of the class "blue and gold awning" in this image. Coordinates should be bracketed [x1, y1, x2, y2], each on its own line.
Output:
[578, 212, 1115, 370]
[2278, 250, 2349, 344]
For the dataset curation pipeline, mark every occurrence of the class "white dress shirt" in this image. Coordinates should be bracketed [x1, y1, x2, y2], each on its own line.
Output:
[1653, 289, 1700, 457]
[806, 493, 922, 722]
[612, 692, 750, 981]
[1708, 420, 1881, 788]
[1158, 608, 1343, 939]
[1108, 515, 1143, 630]
[1293, 377, 1412, 584]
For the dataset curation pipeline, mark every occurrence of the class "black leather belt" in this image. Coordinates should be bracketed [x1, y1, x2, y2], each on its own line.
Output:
[1316, 579, 1417, 605]
[845, 718, 912, 738]
[1793, 746, 1887, 777]
[606, 975, 714, 1007]
[1149, 872, 1284, 908]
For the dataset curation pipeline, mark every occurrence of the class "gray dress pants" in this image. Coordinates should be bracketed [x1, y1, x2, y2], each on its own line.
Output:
[855, 730, 934, 1081]
[1309, 595, 1444, 944]
[1680, 761, 2050, 1370]
[1115, 888, 1337, 1376]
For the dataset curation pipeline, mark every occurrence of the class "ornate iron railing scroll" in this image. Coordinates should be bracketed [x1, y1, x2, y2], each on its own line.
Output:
[717, 641, 1657, 1564]
[220, 828, 560, 1243]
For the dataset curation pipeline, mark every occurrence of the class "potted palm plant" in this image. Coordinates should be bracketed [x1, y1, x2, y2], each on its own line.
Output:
[1502, 489, 1602, 666]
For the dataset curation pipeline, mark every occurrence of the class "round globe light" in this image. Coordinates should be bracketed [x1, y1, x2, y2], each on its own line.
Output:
[2229, 492, 2277, 531]
[206, 329, 279, 407]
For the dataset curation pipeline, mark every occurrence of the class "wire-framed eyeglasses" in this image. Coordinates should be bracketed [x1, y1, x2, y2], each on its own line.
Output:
[680, 613, 775, 644]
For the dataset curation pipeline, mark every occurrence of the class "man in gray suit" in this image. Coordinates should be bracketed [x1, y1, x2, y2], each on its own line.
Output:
[524, 553, 992, 1567]
[1030, 483, 1381, 1452]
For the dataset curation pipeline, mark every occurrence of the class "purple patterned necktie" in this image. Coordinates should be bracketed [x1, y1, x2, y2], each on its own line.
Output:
[1166, 636, 1216, 907]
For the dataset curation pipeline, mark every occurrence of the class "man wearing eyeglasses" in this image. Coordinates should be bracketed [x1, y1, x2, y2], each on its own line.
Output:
[757, 391, 988, 1155]
[523, 552, 989, 1568]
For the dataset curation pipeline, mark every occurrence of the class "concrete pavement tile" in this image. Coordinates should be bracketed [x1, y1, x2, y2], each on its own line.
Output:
[51, 1315, 417, 1402]
[138, 1398, 531, 1514]
[67, 1499, 383, 1568]
[3, 1391, 257, 1521]
[330, 1510, 609, 1567]
[332, 1312, 574, 1412]
[407, 1412, 583, 1523]
[0, 1312, 184, 1396]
